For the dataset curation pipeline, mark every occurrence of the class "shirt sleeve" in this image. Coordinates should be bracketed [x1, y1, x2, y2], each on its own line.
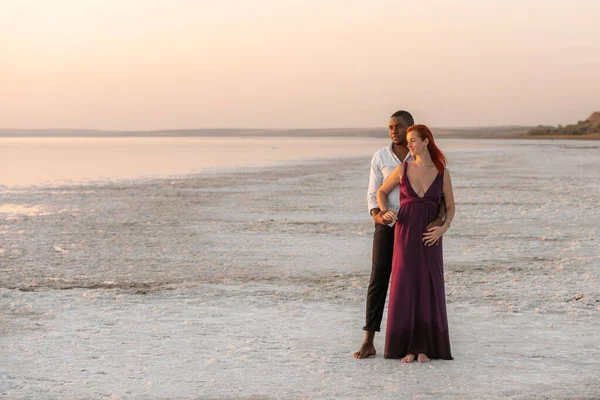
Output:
[367, 153, 383, 213]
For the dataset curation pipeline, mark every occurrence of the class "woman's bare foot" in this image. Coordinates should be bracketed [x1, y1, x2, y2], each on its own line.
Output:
[417, 353, 430, 363]
[353, 342, 376, 359]
[400, 354, 415, 363]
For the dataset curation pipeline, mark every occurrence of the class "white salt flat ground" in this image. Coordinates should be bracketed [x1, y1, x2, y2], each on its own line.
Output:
[1, 139, 599, 399]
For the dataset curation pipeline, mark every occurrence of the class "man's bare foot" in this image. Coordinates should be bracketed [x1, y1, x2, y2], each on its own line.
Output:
[353, 342, 376, 359]
[400, 354, 415, 363]
[417, 353, 430, 363]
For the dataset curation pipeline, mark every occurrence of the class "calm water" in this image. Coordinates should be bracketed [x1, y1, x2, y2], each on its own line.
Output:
[0, 136, 582, 187]
[0, 137, 387, 186]
[0, 137, 464, 187]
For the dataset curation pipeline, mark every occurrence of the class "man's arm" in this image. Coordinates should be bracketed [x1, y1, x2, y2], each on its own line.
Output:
[426, 195, 446, 230]
[367, 154, 382, 214]
[367, 153, 392, 224]
[436, 196, 446, 221]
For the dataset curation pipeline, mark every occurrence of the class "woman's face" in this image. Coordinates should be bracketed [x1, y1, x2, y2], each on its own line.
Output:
[406, 130, 428, 157]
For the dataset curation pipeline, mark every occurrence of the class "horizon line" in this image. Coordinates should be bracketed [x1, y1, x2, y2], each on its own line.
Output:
[0, 125, 534, 132]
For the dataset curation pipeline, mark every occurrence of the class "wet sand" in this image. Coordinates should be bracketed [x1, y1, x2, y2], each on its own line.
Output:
[1, 140, 599, 399]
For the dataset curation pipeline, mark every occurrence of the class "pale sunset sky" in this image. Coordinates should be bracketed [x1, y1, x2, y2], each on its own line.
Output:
[1, 0, 599, 129]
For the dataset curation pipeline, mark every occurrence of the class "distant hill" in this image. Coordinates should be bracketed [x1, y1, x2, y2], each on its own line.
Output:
[586, 112, 600, 126]
[526, 112, 600, 138]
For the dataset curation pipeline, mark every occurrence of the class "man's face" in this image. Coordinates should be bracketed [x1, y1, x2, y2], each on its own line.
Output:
[388, 117, 409, 145]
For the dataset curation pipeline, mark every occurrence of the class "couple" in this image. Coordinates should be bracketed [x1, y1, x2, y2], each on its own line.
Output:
[354, 110, 455, 363]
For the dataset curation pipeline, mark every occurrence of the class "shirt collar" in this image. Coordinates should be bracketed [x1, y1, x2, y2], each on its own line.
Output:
[388, 142, 411, 163]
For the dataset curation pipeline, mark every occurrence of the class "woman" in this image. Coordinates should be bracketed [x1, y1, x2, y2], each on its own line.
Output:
[376, 124, 455, 362]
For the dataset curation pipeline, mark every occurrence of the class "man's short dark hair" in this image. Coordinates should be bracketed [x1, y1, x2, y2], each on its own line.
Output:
[390, 110, 414, 126]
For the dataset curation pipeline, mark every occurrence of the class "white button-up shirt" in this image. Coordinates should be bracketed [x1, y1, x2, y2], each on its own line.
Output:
[367, 143, 413, 215]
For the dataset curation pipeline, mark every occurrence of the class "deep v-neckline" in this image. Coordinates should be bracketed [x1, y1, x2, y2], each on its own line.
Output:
[405, 164, 439, 198]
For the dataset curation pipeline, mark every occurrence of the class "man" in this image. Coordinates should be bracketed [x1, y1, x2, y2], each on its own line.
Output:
[354, 110, 444, 359]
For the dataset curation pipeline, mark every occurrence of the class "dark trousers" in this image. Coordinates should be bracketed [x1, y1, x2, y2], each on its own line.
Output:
[363, 223, 395, 332]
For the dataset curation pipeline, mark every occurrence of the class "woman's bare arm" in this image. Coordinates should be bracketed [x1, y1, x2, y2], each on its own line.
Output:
[441, 169, 455, 229]
[376, 164, 402, 212]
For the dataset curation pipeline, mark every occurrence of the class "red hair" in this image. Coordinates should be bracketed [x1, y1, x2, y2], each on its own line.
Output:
[407, 124, 447, 174]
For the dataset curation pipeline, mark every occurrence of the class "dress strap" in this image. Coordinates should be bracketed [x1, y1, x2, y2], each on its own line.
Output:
[401, 161, 408, 186]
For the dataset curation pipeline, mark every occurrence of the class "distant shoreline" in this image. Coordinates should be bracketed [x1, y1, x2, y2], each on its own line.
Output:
[508, 134, 600, 140]
[1, 127, 598, 140]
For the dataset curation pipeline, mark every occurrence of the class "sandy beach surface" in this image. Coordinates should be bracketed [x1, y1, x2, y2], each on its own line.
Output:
[1, 139, 599, 399]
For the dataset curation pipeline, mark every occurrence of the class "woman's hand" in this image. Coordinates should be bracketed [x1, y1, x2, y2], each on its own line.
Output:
[374, 210, 397, 225]
[382, 210, 397, 224]
[422, 224, 447, 246]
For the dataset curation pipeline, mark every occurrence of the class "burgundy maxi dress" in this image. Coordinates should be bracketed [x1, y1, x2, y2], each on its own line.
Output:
[384, 162, 453, 360]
